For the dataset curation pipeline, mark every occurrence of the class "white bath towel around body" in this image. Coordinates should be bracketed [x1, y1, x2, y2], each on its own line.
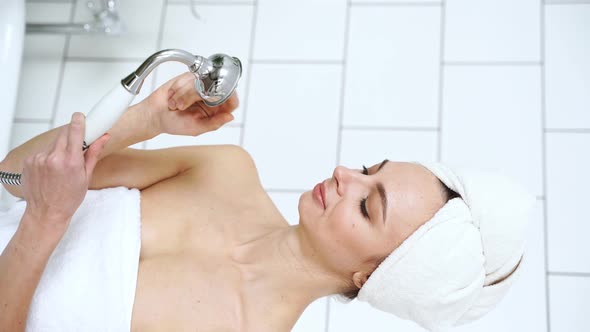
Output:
[0, 186, 141, 332]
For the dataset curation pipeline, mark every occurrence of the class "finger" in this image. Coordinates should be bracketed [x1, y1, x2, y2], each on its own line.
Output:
[171, 78, 201, 111]
[165, 72, 193, 96]
[195, 102, 211, 118]
[168, 73, 197, 110]
[67, 112, 85, 154]
[220, 92, 240, 113]
[198, 92, 240, 116]
[203, 112, 234, 131]
[84, 133, 110, 180]
[51, 124, 69, 152]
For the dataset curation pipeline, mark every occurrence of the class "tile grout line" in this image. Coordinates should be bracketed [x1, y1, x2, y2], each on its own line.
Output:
[60, 57, 557, 67]
[251, 59, 344, 65]
[351, 1, 442, 6]
[25, 0, 255, 4]
[238, 0, 259, 147]
[545, 0, 590, 4]
[545, 128, 590, 133]
[547, 271, 590, 277]
[65, 56, 148, 62]
[168, 0, 255, 5]
[328, 0, 352, 330]
[436, 0, 446, 162]
[14, 118, 53, 124]
[444, 61, 543, 66]
[540, 2, 552, 331]
[48, 0, 78, 130]
[344, 126, 439, 131]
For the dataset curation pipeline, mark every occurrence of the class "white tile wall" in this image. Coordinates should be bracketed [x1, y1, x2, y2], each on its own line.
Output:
[343, 5, 441, 128]
[292, 298, 328, 332]
[444, 0, 541, 62]
[545, 4, 590, 129]
[253, 0, 347, 61]
[549, 275, 590, 332]
[243, 63, 342, 190]
[268, 191, 302, 226]
[68, 0, 164, 58]
[17, 2, 71, 121]
[546, 133, 590, 273]
[5, 1, 590, 331]
[339, 129, 438, 167]
[329, 298, 424, 332]
[352, 0, 441, 2]
[159, 3, 254, 124]
[440, 65, 543, 195]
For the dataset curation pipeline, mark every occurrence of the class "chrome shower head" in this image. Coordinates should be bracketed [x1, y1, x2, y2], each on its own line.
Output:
[121, 49, 242, 107]
[195, 54, 242, 107]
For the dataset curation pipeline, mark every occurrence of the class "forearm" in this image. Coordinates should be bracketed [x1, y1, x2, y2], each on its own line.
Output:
[0, 212, 66, 332]
[1, 101, 160, 197]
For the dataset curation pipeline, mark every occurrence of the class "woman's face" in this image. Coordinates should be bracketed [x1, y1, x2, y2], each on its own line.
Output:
[298, 160, 447, 283]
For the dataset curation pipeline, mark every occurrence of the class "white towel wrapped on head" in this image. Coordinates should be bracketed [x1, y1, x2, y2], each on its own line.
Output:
[357, 162, 535, 332]
[0, 186, 141, 332]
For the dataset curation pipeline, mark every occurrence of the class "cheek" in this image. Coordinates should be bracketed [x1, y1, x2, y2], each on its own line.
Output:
[299, 196, 376, 266]
[325, 204, 373, 254]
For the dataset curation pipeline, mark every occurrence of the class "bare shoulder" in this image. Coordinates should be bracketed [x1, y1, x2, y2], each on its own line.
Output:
[140, 144, 264, 204]
[183, 144, 261, 192]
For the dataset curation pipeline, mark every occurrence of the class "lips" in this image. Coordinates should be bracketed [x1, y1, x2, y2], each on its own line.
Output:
[313, 182, 326, 209]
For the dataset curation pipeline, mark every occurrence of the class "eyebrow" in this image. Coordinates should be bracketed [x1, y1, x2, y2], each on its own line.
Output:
[375, 159, 389, 225]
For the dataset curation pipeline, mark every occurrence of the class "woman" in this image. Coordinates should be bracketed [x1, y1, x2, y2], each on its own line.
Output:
[0, 73, 533, 332]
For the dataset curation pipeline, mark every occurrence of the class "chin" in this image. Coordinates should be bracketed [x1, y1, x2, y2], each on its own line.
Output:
[300, 190, 326, 223]
[298, 191, 316, 224]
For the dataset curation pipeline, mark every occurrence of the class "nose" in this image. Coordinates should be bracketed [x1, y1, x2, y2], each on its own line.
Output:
[333, 165, 365, 196]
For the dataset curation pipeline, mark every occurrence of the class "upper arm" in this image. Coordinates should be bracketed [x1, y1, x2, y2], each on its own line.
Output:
[89, 145, 193, 190]
[1, 147, 182, 199]
[90, 144, 259, 191]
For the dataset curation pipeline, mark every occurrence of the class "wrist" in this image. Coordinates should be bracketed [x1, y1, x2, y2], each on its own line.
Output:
[140, 94, 164, 136]
[18, 211, 69, 254]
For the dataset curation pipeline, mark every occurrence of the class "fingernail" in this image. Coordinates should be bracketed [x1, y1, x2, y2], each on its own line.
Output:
[168, 99, 176, 109]
[168, 89, 174, 98]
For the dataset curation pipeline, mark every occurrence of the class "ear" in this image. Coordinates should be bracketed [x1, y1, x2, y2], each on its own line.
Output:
[352, 271, 371, 290]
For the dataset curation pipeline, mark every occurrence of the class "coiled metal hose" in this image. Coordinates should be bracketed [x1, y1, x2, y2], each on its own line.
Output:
[0, 170, 22, 186]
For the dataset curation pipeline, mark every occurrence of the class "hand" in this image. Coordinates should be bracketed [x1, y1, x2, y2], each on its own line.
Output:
[145, 72, 239, 136]
[20, 112, 111, 233]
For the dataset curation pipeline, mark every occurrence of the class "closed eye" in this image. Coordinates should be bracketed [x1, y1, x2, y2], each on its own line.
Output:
[360, 165, 369, 219]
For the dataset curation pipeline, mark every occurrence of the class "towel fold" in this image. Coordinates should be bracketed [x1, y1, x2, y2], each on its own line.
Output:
[0, 186, 142, 332]
[357, 163, 535, 332]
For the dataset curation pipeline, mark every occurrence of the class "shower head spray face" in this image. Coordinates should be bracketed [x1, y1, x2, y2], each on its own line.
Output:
[194, 54, 242, 107]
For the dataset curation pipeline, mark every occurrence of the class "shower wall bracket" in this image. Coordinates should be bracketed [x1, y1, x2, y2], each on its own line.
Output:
[26, 0, 125, 35]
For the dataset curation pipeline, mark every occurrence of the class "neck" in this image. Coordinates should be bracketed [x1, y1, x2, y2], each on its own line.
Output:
[230, 224, 349, 326]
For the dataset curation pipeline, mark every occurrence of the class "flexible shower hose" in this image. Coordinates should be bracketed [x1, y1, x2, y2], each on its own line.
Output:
[0, 142, 89, 186]
[0, 171, 22, 186]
